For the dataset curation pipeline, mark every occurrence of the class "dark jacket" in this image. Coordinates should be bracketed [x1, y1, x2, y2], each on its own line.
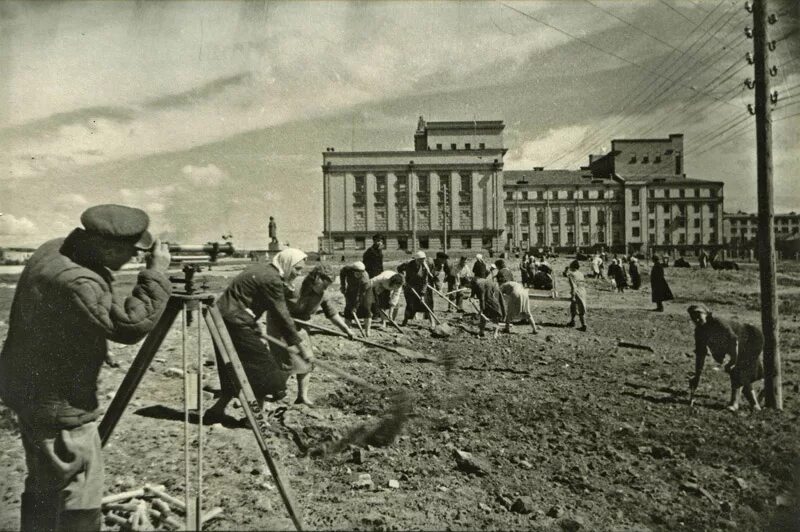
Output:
[0, 232, 172, 428]
[362, 245, 384, 279]
[472, 259, 489, 279]
[629, 262, 641, 289]
[694, 316, 764, 386]
[216, 262, 303, 346]
[649, 263, 674, 303]
[496, 267, 515, 284]
[471, 278, 505, 321]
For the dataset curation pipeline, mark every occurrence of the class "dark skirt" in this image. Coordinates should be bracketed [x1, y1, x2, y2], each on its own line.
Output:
[215, 320, 289, 400]
[403, 286, 433, 317]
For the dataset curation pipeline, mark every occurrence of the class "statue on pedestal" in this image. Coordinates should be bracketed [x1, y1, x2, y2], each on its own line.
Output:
[268, 216, 282, 252]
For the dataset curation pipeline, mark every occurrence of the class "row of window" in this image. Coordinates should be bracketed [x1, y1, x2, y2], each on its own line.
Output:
[332, 235, 491, 251]
[506, 189, 616, 201]
[434, 142, 486, 150]
[354, 174, 474, 207]
[516, 230, 618, 246]
[507, 209, 622, 226]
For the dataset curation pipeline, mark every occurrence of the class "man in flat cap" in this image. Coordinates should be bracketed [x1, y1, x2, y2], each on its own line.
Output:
[0, 204, 172, 531]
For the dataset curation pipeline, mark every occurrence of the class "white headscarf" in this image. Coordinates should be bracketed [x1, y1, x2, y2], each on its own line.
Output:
[475, 254, 484, 262]
[272, 248, 308, 284]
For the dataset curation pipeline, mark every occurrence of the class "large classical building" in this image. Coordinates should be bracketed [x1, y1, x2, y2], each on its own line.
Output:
[504, 134, 726, 256]
[320, 118, 507, 254]
[320, 122, 728, 257]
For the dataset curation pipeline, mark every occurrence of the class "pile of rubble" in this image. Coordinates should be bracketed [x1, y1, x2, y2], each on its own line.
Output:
[101, 483, 222, 531]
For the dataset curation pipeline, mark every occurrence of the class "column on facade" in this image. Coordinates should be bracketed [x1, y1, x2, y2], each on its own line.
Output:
[430, 171, 440, 232]
[365, 172, 376, 232]
[640, 187, 648, 251]
[386, 173, 397, 231]
[344, 172, 355, 231]
[449, 171, 460, 231]
[544, 197, 552, 248]
[589, 204, 597, 247]
[472, 171, 483, 233]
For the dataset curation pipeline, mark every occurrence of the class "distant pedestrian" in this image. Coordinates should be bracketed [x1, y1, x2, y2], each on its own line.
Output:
[629, 257, 641, 289]
[472, 253, 489, 279]
[608, 258, 628, 293]
[499, 281, 538, 334]
[564, 259, 587, 331]
[362, 234, 384, 279]
[650, 255, 674, 312]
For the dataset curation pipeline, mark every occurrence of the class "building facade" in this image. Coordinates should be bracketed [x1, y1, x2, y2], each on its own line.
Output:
[503, 135, 726, 256]
[320, 118, 507, 254]
[724, 211, 800, 258]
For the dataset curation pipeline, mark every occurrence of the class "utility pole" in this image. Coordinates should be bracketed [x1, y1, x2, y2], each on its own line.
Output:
[752, 0, 782, 409]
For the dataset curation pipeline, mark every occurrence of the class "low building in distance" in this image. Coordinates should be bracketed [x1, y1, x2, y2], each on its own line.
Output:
[725, 210, 800, 259]
[504, 134, 725, 257]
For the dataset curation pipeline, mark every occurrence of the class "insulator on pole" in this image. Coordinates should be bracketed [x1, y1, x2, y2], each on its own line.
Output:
[770, 91, 779, 104]
[769, 65, 778, 77]
[747, 103, 755, 115]
[745, 78, 755, 89]
[745, 26, 753, 38]
[768, 40, 777, 51]
[744, 1, 752, 13]
[746, 52, 754, 64]
[768, 13, 777, 24]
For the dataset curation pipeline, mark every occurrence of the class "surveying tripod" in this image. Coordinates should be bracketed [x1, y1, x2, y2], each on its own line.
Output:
[97, 282, 304, 531]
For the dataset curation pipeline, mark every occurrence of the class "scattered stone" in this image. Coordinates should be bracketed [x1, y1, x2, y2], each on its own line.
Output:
[518, 459, 534, 470]
[495, 494, 513, 510]
[735, 477, 748, 490]
[545, 335, 557, 343]
[560, 516, 584, 531]
[775, 493, 791, 507]
[719, 519, 738, 530]
[547, 505, 565, 518]
[350, 473, 374, 490]
[478, 502, 492, 513]
[164, 367, 184, 378]
[651, 445, 675, 459]
[453, 449, 491, 476]
[510, 496, 535, 514]
[351, 447, 366, 465]
[719, 501, 732, 514]
[637, 445, 653, 455]
[388, 479, 400, 489]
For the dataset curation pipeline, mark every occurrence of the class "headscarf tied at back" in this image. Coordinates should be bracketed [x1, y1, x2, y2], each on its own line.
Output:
[272, 248, 308, 285]
[687, 303, 711, 318]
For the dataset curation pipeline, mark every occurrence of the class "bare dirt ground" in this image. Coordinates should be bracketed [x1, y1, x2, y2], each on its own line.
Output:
[1, 258, 799, 531]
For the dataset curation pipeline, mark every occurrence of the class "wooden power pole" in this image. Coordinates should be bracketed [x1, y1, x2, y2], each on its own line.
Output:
[752, 0, 782, 409]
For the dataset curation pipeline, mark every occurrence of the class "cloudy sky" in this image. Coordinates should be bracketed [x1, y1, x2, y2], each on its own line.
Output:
[1, 0, 798, 249]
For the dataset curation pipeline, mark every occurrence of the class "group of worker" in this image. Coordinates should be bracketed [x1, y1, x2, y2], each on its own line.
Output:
[0, 208, 767, 531]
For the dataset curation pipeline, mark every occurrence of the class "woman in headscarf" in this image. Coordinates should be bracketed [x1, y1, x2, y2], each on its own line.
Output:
[629, 256, 641, 289]
[472, 253, 489, 279]
[564, 259, 587, 331]
[650, 255, 674, 312]
[499, 281, 538, 334]
[687, 304, 764, 411]
[205, 248, 315, 422]
[269, 263, 354, 406]
[470, 276, 505, 337]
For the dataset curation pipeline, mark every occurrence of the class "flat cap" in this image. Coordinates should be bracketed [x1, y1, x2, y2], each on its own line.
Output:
[80, 204, 154, 250]
[413, 251, 426, 259]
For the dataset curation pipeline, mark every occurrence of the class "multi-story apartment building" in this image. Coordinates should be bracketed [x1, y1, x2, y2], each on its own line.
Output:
[504, 134, 726, 256]
[320, 118, 506, 254]
[724, 211, 800, 258]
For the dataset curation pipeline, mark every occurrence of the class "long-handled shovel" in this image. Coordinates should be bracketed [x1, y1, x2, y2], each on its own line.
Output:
[293, 318, 437, 362]
[427, 283, 463, 313]
[350, 311, 367, 339]
[379, 308, 406, 335]
[408, 286, 442, 326]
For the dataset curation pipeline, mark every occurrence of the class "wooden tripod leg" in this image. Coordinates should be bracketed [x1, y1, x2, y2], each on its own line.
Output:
[203, 306, 305, 532]
[100, 298, 183, 446]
